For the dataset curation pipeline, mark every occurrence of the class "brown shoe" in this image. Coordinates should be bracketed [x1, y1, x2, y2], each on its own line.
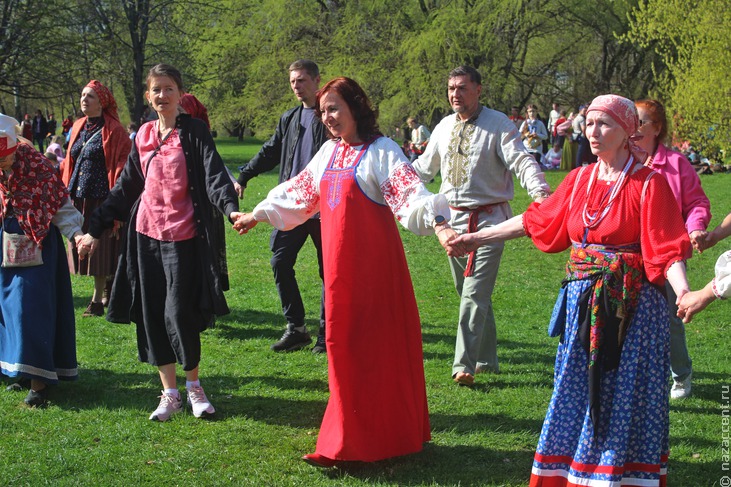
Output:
[82, 301, 104, 317]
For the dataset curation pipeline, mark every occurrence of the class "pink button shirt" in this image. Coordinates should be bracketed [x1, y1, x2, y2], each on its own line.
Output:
[135, 121, 197, 241]
[647, 144, 711, 235]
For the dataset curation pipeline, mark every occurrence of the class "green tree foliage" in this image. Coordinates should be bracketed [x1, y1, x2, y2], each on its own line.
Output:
[2, 0, 694, 143]
[0, 0, 79, 118]
[185, 0, 661, 139]
[629, 0, 731, 156]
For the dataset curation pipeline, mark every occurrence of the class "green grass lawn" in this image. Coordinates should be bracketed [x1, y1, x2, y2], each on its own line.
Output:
[0, 138, 728, 486]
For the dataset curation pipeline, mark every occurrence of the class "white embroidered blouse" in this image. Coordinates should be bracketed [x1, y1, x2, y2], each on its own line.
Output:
[253, 137, 449, 235]
[712, 250, 731, 299]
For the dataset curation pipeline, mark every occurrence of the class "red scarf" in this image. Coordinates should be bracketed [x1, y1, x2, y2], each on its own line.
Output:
[0, 144, 68, 246]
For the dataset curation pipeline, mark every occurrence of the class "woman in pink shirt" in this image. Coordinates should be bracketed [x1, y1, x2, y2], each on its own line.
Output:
[78, 64, 239, 421]
[635, 99, 712, 400]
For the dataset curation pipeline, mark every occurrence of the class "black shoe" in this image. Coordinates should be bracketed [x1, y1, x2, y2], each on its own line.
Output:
[24, 388, 48, 407]
[271, 325, 311, 352]
[82, 301, 104, 317]
[6, 378, 31, 392]
[312, 333, 326, 354]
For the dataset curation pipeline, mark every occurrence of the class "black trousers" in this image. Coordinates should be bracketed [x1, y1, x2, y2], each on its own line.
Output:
[270, 218, 325, 330]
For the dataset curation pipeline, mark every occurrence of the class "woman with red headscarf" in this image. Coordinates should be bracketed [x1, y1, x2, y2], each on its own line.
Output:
[453, 95, 692, 486]
[62, 80, 131, 317]
[0, 113, 84, 407]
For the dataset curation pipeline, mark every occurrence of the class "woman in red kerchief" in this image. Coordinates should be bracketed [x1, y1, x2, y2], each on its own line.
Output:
[454, 95, 692, 486]
[0, 113, 84, 407]
[62, 80, 132, 317]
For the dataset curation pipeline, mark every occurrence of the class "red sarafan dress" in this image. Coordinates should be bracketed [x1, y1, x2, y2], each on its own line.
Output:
[253, 136, 447, 462]
[522, 162, 690, 487]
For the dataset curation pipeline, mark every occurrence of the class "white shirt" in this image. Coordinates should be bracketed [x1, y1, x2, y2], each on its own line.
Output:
[713, 250, 731, 299]
[253, 137, 449, 235]
[412, 106, 549, 228]
[548, 109, 560, 132]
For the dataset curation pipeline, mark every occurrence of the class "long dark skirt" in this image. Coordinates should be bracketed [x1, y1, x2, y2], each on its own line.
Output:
[68, 197, 121, 277]
[134, 233, 206, 371]
[0, 218, 77, 384]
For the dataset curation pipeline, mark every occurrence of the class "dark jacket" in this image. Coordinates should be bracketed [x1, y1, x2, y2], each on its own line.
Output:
[33, 115, 48, 137]
[237, 104, 328, 187]
[89, 114, 239, 327]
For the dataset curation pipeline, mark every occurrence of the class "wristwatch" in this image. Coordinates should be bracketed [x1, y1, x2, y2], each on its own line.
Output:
[433, 214, 450, 232]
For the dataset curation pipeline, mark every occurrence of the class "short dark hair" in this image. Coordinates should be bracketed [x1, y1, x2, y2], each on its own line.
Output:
[289, 59, 319, 79]
[146, 63, 184, 91]
[448, 66, 481, 85]
[316, 77, 381, 142]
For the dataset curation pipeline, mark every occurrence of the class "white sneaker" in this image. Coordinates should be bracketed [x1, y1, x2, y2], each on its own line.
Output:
[187, 385, 215, 418]
[671, 372, 692, 399]
[149, 391, 182, 421]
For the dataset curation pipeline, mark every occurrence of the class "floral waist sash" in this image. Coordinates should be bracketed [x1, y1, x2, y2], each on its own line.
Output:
[564, 243, 644, 426]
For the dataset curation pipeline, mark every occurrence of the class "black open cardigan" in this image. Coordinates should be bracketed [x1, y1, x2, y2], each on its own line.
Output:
[89, 114, 239, 328]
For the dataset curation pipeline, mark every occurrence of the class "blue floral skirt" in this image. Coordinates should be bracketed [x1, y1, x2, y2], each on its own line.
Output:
[530, 279, 669, 487]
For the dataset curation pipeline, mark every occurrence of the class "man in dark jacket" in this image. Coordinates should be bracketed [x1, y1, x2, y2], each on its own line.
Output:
[237, 59, 329, 354]
[32, 109, 48, 153]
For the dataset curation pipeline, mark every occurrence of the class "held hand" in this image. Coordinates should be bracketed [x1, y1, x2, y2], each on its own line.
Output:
[234, 182, 244, 199]
[694, 229, 718, 253]
[111, 220, 124, 239]
[77, 233, 99, 260]
[73, 233, 84, 250]
[436, 227, 465, 257]
[232, 213, 259, 234]
[676, 284, 715, 323]
[451, 231, 490, 255]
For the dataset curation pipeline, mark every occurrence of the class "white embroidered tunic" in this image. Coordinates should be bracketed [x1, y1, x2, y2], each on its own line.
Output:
[411, 106, 549, 218]
[253, 137, 449, 234]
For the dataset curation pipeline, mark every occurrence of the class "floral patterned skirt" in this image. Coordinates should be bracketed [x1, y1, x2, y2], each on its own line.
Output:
[530, 280, 669, 487]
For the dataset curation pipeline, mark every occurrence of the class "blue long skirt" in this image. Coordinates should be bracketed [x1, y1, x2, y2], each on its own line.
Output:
[0, 218, 78, 383]
[530, 280, 669, 486]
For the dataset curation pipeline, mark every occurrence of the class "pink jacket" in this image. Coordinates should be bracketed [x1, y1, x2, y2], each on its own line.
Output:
[648, 143, 711, 235]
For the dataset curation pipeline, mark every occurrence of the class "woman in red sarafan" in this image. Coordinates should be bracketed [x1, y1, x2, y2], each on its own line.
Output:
[454, 94, 691, 487]
[233, 77, 451, 467]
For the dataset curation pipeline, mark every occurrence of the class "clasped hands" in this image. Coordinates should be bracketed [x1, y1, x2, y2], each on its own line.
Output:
[74, 233, 99, 260]
[689, 229, 718, 254]
[437, 228, 487, 257]
[231, 212, 258, 235]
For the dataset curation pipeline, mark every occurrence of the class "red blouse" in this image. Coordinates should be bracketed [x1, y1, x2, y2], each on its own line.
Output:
[523, 164, 690, 285]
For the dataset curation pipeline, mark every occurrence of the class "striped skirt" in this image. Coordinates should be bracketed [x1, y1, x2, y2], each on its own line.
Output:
[530, 280, 669, 487]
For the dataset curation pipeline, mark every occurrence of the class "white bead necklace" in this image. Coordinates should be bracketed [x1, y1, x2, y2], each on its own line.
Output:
[581, 156, 634, 230]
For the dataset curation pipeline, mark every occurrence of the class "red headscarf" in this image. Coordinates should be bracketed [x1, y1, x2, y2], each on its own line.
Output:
[0, 144, 68, 247]
[61, 81, 132, 190]
[86, 80, 120, 122]
[179, 94, 210, 129]
[586, 94, 647, 162]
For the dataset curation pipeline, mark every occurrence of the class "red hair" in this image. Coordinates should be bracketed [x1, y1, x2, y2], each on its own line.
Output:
[635, 99, 668, 145]
[316, 77, 381, 142]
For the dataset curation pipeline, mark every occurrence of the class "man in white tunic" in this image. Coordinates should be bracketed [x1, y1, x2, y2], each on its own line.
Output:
[412, 66, 551, 385]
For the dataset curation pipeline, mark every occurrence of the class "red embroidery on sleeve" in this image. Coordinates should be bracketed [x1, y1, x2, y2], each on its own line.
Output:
[381, 163, 421, 214]
[285, 168, 320, 213]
